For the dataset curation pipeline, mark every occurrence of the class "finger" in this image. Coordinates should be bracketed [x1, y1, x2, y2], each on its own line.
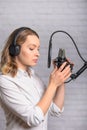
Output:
[66, 58, 74, 66]
[63, 68, 71, 80]
[58, 62, 67, 72]
[62, 65, 71, 75]
[52, 60, 56, 68]
[64, 72, 72, 81]
[51, 66, 58, 75]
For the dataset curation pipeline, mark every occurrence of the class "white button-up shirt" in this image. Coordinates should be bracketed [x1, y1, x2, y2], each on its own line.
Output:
[0, 68, 63, 130]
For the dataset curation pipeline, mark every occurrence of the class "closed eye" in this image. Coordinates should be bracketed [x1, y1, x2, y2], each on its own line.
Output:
[29, 48, 35, 51]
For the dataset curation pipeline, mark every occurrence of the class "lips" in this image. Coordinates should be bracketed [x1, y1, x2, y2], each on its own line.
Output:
[33, 59, 38, 63]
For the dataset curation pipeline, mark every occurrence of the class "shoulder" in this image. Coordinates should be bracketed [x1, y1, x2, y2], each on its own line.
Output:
[0, 73, 11, 79]
[0, 73, 14, 86]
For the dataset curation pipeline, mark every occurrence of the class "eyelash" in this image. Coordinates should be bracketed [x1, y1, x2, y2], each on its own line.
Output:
[29, 48, 34, 51]
[29, 48, 40, 51]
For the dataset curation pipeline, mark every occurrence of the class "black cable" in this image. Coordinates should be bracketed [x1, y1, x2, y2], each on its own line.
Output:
[49, 30, 86, 63]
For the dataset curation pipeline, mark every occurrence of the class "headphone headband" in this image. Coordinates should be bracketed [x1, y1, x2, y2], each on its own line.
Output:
[13, 27, 30, 46]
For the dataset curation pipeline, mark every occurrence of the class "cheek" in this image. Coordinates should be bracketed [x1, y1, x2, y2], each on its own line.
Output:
[21, 51, 29, 57]
[19, 50, 32, 62]
[20, 48, 31, 58]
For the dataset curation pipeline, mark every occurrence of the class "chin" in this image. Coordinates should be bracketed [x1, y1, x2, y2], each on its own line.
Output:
[30, 63, 37, 67]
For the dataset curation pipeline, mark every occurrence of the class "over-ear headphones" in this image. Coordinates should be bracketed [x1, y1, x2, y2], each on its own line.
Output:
[9, 27, 30, 56]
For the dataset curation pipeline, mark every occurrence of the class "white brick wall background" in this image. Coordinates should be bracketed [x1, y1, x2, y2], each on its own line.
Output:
[0, 0, 87, 130]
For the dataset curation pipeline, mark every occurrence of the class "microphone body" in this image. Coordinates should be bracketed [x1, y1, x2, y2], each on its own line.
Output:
[53, 48, 73, 71]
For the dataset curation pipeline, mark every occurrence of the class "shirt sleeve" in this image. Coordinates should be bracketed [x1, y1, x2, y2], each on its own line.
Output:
[49, 102, 64, 117]
[0, 76, 44, 127]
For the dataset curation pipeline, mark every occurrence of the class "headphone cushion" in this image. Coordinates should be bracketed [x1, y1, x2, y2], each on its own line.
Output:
[9, 45, 20, 56]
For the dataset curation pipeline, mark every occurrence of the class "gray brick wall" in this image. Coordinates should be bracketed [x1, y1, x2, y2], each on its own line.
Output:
[0, 0, 87, 130]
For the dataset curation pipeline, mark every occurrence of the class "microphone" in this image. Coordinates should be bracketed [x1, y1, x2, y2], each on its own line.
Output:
[47, 30, 87, 83]
[53, 48, 73, 71]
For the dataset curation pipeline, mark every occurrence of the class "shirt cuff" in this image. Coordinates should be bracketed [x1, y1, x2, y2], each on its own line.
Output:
[28, 106, 44, 126]
[49, 102, 64, 117]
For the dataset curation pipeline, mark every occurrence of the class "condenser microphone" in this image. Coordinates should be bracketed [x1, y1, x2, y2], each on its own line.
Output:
[47, 30, 87, 83]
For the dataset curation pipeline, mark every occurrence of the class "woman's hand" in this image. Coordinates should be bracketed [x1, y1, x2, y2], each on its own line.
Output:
[49, 62, 71, 88]
[37, 62, 71, 115]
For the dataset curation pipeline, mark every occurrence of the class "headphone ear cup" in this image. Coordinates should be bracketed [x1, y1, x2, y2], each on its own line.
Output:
[9, 27, 29, 56]
[9, 44, 21, 56]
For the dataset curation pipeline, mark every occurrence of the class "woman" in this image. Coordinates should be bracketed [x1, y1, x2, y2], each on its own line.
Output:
[0, 27, 71, 130]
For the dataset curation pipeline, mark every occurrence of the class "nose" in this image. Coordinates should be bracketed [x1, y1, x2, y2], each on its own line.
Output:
[35, 49, 40, 57]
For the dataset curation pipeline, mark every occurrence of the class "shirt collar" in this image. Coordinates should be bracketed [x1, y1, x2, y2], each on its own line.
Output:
[17, 67, 35, 77]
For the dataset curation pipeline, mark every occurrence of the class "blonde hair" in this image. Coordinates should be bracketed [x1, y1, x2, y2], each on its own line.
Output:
[0, 27, 39, 77]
